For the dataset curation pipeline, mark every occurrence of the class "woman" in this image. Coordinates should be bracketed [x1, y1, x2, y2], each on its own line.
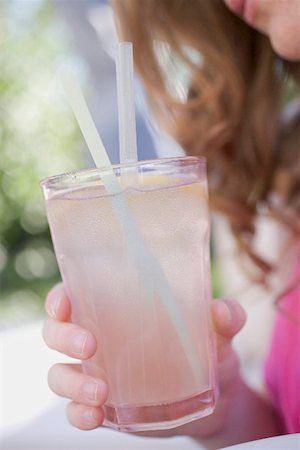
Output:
[43, 0, 300, 447]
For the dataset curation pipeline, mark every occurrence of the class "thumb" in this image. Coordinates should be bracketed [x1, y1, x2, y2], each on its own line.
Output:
[211, 299, 247, 389]
[211, 298, 247, 341]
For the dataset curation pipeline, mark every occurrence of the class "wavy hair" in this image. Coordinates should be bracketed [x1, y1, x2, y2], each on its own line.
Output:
[112, 0, 300, 282]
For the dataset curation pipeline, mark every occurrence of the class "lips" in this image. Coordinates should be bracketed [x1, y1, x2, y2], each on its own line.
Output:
[225, 0, 245, 16]
[225, 0, 256, 25]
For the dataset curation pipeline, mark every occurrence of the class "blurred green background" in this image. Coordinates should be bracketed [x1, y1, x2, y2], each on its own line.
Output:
[0, 0, 84, 328]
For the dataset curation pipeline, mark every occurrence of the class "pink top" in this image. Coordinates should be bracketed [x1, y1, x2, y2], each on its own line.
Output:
[264, 253, 300, 433]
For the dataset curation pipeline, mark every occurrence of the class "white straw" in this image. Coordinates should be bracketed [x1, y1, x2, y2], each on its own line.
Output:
[116, 42, 138, 164]
[61, 69, 120, 194]
[60, 69, 203, 383]
[61, 69, 111, 169]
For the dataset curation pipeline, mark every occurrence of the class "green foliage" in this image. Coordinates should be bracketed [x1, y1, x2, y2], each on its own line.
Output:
[0, 0, 84, 328]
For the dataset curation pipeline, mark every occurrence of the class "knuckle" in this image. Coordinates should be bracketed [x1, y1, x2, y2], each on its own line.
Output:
[69, 330, 96, 359]
[77, 379, 97, 404]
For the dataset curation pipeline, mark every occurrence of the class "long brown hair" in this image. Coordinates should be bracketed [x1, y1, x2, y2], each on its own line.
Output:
[112, 0, 300, 282]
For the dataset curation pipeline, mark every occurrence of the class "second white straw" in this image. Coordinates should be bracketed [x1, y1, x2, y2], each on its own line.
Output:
[116, 42, 138, 164]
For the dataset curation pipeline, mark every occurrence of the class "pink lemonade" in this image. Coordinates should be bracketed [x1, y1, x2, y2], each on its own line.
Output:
[43, 157, 218, 431]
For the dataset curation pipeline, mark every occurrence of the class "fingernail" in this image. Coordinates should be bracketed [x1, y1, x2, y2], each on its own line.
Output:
[49, 295, 62, 318]
[83, 408, 96, 424]
[82, 382, 99, 401]
[219, 301, 232, 325]
[71, 332, 88, 355]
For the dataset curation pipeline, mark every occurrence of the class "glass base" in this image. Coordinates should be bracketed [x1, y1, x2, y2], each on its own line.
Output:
[103, 389, 217, 432]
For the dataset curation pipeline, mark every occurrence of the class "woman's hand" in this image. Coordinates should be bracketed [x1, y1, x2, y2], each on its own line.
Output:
[43, 283, 108, 430]
[43, 283, 247, 437]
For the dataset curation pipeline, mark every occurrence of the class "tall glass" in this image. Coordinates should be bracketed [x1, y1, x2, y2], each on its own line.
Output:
[41, 156, 218, 432]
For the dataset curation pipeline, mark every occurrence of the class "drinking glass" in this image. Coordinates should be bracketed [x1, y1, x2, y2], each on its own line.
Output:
[41, 156, 218, 432]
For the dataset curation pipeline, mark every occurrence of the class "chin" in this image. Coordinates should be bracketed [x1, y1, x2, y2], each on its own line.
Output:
[269, 24, 300, 62]
[271, 39, 300, 62]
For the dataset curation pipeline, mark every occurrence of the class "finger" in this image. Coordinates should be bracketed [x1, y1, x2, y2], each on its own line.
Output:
[43, 318, 97, 359]
[66, 401, 105, 430]
[45, 283, 71, 321]
[211, 299, 246, 387]
[48, 363, 108, 407]
[211, 298, 247, 340]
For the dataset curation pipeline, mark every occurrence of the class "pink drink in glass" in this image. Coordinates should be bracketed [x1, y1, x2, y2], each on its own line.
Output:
[41, 157, 218, 431]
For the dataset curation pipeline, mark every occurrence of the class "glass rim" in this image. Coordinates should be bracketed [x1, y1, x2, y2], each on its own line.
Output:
[40, 156, 206, 189]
